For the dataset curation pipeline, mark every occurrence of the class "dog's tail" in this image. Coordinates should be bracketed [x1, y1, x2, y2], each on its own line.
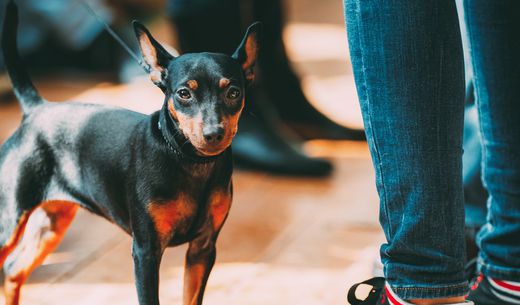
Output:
[2, 0, 44, 114]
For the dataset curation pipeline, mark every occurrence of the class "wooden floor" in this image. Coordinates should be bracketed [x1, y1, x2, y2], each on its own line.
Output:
[0, 0, 384, 304]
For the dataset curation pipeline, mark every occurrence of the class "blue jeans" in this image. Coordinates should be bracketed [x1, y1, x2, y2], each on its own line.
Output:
[344, 0, 520, 300]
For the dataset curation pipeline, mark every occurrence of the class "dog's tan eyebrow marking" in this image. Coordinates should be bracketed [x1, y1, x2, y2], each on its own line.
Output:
[187, 80, 198, 90]
[219, 78, 230, 88]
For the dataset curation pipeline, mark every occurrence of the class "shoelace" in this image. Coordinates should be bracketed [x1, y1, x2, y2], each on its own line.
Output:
[464, 274, 483, 299]
[471, 274, 484, 291]
[380, 289, 388, 304]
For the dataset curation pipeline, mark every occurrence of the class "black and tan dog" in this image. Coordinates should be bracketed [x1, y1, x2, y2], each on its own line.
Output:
[0, 2, 259, 305]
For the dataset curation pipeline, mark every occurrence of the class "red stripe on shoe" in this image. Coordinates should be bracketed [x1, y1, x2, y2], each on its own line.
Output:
[385, 286, 403, 305]
[493, 279, 520, 292]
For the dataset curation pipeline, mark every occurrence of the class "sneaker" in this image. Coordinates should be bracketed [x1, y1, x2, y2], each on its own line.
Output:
[347, 277, 473, 305]
[467, 274, 520, 305]
[347, 277, 388, 305]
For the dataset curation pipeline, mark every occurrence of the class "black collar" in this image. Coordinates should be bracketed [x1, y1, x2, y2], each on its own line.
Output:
[157, 93, 227, 164]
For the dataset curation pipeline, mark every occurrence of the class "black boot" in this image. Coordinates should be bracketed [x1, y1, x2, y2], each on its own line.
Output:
[252, 0, 365, 141]
[169, 2, 333, 176]
[234, 86, 332, 176]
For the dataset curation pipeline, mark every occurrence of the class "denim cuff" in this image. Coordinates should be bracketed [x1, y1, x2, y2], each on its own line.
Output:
[389, 282, 469, 300]
[478, 256, 520, 282]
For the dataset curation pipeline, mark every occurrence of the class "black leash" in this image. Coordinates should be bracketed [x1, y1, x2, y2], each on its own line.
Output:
[80, 1, 150, 73]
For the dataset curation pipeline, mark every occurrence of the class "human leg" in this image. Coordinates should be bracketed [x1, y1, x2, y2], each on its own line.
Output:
[344, 0, 467, 301]
[463, 0, 520, 283]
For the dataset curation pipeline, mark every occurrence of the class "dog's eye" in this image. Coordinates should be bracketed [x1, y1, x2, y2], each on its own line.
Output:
[177, 89, 192, 100]
[226, 87, 241, 100]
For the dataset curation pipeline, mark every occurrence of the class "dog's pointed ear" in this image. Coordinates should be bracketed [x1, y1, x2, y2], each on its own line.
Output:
[232, 22, 261, 83]
[133, 20, 174, 89]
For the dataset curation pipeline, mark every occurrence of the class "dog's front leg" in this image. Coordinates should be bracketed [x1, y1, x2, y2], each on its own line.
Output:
[183, 186, 232, 305]
[132, 237, 162, 305]
[183, 230, 217, 305]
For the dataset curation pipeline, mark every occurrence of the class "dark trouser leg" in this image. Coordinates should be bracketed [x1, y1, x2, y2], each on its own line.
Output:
[252, 0, 366, 141]
[167, 0, 242, 55]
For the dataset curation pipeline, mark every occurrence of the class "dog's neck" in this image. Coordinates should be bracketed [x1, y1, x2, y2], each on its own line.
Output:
[157, 100, 228, 165]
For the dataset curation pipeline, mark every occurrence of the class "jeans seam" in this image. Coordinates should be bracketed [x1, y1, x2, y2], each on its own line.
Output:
[351, 0, 393, 239]
[390, 282, 469, 299]
[392, 283, 468, 290]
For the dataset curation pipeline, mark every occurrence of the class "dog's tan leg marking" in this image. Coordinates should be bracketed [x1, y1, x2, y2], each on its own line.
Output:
[183, 262, 207, 305]
[3, 201, 78, 305]
[183, 186, 232, 305]
[183, 239, 215, 305]
[0, 210, 35, 268]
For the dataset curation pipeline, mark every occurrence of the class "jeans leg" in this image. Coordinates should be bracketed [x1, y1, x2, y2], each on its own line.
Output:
[344, 0, 467, 299]
[463, 0, 520, 281]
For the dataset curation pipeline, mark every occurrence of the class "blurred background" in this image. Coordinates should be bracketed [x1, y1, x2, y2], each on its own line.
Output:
[0, 0, 485, 304]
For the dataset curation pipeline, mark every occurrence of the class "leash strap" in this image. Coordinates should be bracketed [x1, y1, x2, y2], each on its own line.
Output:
[80, 1, 150, 73]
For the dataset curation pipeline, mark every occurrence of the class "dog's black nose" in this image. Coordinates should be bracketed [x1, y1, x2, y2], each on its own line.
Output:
[203, 127, 225, 144]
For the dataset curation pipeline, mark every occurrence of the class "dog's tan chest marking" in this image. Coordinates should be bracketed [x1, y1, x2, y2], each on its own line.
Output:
[148, 194, 196, 247]
[208, 190, 232, 231]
